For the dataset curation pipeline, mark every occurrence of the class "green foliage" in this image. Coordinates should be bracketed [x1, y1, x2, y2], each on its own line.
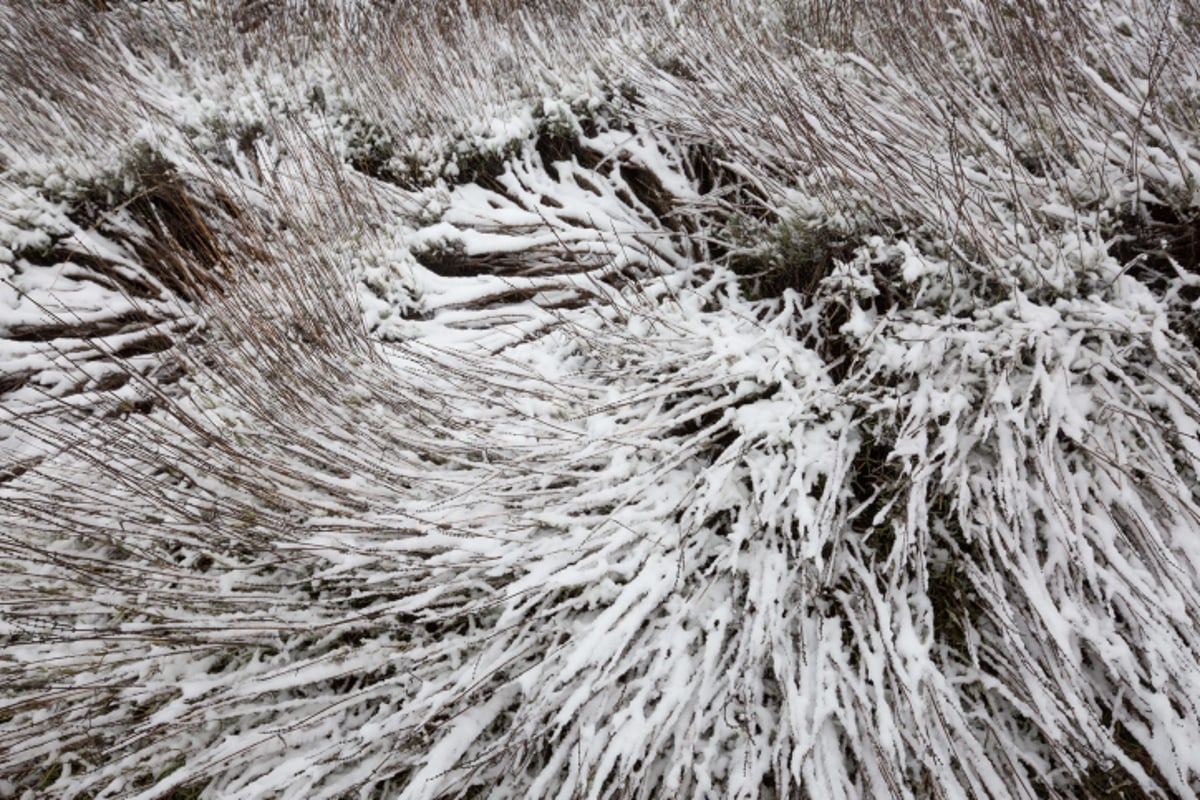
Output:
[727, 214, 857, 299]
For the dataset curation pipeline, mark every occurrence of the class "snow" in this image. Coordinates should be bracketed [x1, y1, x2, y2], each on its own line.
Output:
[4, 1, 1200, 798]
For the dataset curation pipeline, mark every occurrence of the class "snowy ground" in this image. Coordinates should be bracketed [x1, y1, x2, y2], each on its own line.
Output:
[3, 2, 1200, 798]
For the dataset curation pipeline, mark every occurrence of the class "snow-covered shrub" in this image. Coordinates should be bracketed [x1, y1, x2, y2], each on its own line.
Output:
[3, 1, 1200, 798]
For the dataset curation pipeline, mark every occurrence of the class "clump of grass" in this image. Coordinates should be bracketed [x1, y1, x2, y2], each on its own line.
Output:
[4, 2, 1200, 799]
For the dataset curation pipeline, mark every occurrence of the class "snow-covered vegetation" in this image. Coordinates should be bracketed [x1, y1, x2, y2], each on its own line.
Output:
[3, 1, 1200, 797]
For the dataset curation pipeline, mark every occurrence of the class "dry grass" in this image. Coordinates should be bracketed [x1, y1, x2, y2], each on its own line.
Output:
[2, 1, 1200, 798]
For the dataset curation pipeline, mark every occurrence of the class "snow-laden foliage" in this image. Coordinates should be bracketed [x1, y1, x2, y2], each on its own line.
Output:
[4, 1, 1200, 798]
